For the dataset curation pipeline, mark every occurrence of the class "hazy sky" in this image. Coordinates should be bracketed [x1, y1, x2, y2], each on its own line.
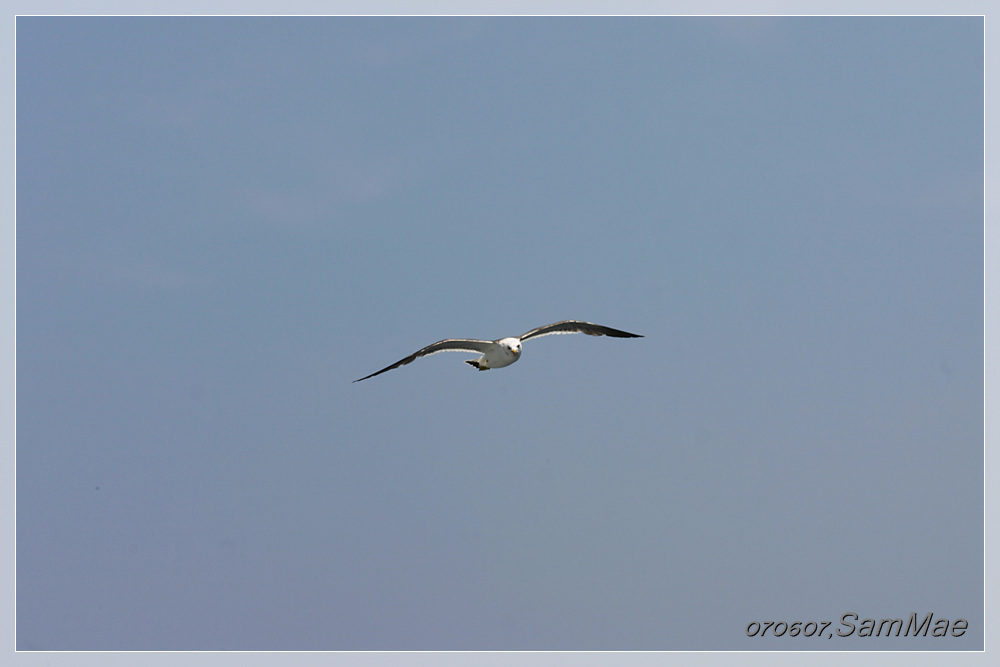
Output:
[16, 15, 983, 652]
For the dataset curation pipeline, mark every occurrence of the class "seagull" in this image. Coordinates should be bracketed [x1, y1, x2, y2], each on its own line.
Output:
[353, 320, 642, 382]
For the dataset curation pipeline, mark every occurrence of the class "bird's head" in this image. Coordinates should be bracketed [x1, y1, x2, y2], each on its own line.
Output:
[501, 338, 522, 357]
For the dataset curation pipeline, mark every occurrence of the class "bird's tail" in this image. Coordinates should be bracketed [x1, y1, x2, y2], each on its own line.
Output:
[465, 360, 488, 371]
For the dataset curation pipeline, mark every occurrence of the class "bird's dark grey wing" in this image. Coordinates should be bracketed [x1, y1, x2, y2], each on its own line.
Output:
[353, 339, 494, 382]
[518, 320, 643, 342]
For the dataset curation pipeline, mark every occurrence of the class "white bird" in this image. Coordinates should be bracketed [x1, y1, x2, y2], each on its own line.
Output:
[354, 320, 642, 382]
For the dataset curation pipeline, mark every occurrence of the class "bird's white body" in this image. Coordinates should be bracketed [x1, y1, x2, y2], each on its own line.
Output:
[468, 337, 522, 370]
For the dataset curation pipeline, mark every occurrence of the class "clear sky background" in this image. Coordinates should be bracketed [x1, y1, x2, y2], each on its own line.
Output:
[16, 15, 983, 652]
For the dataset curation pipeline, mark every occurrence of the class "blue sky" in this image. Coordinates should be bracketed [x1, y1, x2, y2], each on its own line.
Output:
[16, 16, 983, 651]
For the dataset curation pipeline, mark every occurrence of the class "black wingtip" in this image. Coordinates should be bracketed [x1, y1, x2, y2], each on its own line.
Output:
[596, 324, 643, 338]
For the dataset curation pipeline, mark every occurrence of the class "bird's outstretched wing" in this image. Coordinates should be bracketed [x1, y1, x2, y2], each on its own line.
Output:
[519, 320, 643, 342]
[354, 339, 495, 382]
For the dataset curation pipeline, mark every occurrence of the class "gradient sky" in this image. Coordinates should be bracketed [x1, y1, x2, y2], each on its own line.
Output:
[16, 15, 983, 652]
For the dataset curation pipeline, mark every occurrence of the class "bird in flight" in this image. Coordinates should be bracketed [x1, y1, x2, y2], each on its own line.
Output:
[354, 320, 642, 382]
